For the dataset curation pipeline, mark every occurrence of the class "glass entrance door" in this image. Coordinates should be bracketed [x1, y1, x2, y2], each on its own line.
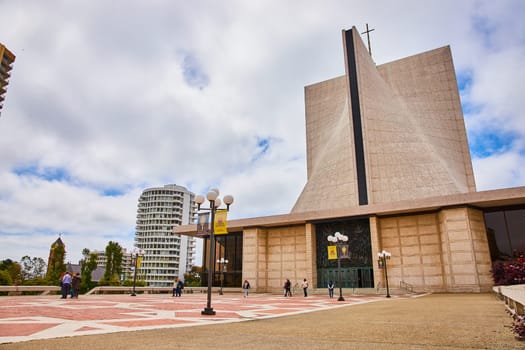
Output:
[315, 218, 374, 288]
[317, 267, 374, 288]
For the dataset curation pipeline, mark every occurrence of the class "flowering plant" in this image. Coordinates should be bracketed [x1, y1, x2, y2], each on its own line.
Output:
[513, 316, 525, 341]
[491, 248, 525, 286]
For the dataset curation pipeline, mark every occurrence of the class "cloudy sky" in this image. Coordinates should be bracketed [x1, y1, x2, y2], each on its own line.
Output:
[0, 0, 524, 265]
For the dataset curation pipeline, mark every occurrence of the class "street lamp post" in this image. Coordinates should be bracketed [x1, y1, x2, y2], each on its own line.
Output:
[327, 232, 349, 301]
[195, 188, 234, 316]
[377, 250, 392, 298]
[130, 249, 145, 297]
[217, 257, 228, 295]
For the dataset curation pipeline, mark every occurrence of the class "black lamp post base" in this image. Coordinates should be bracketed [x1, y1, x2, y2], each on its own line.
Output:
[338, 296, 345, 301]
[386, 294, 391, 298]
[130, 292, 136, 296]
[218, 291, 223, 295]
[201, 308, 216, 315]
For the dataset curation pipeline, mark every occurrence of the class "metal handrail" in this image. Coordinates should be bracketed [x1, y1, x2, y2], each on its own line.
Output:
[399, 281, 414, 293]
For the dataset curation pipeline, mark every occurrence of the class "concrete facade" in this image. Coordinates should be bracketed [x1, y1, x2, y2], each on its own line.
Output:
[241, 224, 318, 293]
[373, 207, 492, 293]
[175, 27, 525, 294]
[237, 206, 493, 293]
[176, 186, 525, 293]
[293, 28, 475, 213]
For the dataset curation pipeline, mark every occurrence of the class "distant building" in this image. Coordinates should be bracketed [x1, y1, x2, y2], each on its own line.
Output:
[135, 184, 197, 287]
[0, 43, 15, 116]
[121, 250, 133, 281]
[89, 248, 134, 281]
[66, 263, 105, 282]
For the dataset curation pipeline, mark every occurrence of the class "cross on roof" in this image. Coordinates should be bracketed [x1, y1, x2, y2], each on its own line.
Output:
[361, 23, 375, 58]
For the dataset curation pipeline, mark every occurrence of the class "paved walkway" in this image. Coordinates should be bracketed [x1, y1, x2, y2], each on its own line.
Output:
[0, 292, 407, 344]
[0, 292, 522, 349]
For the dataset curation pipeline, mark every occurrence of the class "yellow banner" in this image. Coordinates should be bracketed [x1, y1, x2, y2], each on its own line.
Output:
[327, 245, 338, 260]
[214, 209, 228, 235]
[137, 257, 143, 268]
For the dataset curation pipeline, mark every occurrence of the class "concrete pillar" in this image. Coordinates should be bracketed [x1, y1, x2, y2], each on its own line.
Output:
[439, 207, 492, 292]
[242, 227, 268, 293]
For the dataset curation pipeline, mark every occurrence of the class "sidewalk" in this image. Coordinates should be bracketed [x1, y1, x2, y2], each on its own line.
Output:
[0, 292, 395, 343]
[0, 292, 521, 349]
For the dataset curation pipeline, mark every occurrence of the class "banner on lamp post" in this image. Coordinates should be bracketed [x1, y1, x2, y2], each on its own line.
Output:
[214, 209, 228, 235]
[136, 257, 143, 268]
[339, 244, 350, 259]
[327, 245, 338, 260]
[196, 212, 211, 237]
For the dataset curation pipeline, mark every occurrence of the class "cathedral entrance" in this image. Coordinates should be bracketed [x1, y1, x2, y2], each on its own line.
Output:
[315, 218, 374, 288]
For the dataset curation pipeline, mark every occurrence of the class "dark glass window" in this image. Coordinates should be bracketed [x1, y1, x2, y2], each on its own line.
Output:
[484, 207, 525, 260]
[202, 232, 243, 287]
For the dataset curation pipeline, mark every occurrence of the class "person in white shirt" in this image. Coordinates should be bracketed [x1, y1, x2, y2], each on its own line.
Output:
[302, 278, 308, 297]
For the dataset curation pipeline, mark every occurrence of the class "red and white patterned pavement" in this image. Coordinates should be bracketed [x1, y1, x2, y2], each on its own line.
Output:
[0, 292, 414, 344]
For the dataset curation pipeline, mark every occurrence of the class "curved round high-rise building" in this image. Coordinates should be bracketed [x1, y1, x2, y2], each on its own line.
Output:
[0, 43, 16, 116]
[134, 184, 197, 287]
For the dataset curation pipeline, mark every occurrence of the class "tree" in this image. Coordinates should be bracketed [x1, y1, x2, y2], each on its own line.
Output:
[0, 259, 22, 285]
[0, 270, 12, 285]
[102, 241, 123, 285]
[184, 266, 202, 287]
[80, 248, 98, 292]
[20, 256, 46, 282]
[0, 259, 14, 270]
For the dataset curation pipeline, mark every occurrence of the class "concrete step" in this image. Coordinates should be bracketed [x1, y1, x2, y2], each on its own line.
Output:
[311, 287, 417, 296]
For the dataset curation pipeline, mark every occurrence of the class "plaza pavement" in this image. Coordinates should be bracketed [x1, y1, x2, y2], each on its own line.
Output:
[0, 291, 394, 343]
[0, 292, 521, 349]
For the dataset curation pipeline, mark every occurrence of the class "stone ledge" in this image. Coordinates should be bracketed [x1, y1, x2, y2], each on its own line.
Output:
[494, 284, 525, 317]
[0, 285, 61, 295]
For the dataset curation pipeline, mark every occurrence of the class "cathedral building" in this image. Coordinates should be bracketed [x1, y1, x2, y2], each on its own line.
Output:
[175, 27, 525, 293]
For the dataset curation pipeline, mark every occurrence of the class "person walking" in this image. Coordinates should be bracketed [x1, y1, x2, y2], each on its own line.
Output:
[173, 278, 183, 297]
[61, 272, 72, 299]
[327, 280, 334, 298]
[72, 273, 81, 298]
[242, 279, 251, 298]
[302, 278, 308, 297]
[171, 277, 179, 297]
[70, 273, 76, 298]
[59, 271, 65, 298]
[175, 279, 184, 297]
[284, 279, 292, 297]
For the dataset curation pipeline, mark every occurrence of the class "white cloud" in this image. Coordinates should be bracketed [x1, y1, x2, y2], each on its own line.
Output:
[473, 151, 525, 190]
[0, 0, 524, 263]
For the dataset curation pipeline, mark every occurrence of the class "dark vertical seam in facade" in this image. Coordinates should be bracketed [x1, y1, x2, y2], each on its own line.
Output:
[345, 29, 368, 205]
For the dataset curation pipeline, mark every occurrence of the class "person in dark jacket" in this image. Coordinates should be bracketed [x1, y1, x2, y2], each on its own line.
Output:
[242, 280, 251, 298]
[71, 273, 81, 298]
[284, 279, 292, 297]
[173, 278, 183, 297]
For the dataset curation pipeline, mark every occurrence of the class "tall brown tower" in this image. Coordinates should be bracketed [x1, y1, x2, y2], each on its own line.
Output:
[0, 43, 15, 116]
[46, 237, 66, 282]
